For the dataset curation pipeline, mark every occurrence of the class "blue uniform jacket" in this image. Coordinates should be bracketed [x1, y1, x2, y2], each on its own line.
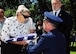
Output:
[27, 29, 66, 54]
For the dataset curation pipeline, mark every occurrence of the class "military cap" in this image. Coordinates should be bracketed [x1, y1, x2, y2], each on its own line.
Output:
[44, 11, 63, 23]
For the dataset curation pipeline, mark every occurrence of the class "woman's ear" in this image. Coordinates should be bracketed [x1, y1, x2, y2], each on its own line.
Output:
[17, 12, 21, 16]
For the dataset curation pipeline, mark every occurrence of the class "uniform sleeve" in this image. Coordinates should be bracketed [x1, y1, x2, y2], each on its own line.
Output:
[27, 37, 48, 54]
[1, 19, 11, 43]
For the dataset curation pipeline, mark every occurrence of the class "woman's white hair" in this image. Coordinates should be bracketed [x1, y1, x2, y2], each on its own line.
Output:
[16, 5, 30, 15]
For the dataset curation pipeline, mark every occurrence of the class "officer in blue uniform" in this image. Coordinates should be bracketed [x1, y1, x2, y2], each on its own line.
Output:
[27, 11, 66, 54]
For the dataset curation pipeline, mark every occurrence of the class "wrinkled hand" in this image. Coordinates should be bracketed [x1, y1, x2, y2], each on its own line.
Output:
[11, 41, 28, 45]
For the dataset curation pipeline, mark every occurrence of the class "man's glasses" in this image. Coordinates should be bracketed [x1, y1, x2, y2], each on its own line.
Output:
[22, 14, 30, 18]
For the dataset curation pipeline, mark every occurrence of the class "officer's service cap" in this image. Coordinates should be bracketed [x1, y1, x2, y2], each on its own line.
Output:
[44, 11, 63, 23]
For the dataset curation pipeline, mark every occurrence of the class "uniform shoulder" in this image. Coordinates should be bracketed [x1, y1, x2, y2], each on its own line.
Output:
[41, 32, 55, 38]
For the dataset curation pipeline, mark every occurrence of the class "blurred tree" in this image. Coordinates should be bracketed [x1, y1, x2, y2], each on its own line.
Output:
[0, 0, 2, 2]
[69, 0, 76, 31]
[37, 0, 50, 14]
[0, 0, 76, 30]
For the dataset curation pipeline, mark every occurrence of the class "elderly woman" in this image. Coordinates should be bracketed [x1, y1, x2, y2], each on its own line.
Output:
[1, 5, 35, 54]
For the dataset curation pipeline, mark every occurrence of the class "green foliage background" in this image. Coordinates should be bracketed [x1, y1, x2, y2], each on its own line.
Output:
[0, 0, 76, 31]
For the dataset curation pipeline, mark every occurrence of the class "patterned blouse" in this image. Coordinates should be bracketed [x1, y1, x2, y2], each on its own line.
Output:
[1, 16, 35, 43]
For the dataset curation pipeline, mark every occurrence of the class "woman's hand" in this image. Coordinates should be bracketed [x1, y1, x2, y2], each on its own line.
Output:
[11, 41, 28, 45]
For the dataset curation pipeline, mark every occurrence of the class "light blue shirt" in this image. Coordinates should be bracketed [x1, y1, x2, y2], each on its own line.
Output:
[0, 18, 6, 35]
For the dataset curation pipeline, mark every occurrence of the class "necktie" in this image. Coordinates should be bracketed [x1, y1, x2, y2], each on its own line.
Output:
[55, 12, 57, 16]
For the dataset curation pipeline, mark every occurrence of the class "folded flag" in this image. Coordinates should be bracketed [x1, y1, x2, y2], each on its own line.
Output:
[6, 33, 37, 42]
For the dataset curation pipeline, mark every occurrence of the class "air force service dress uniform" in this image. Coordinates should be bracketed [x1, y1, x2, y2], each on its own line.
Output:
[27, 12, 66, 54]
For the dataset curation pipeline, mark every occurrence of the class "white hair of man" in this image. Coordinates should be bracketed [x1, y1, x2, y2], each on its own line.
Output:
[51, 0, 63, 11]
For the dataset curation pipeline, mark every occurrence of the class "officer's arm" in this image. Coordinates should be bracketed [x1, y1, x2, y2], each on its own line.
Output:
[27, 37, 48, 54]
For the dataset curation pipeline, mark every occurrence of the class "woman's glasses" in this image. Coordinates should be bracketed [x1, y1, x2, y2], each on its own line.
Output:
[22, 14, 30, 18]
